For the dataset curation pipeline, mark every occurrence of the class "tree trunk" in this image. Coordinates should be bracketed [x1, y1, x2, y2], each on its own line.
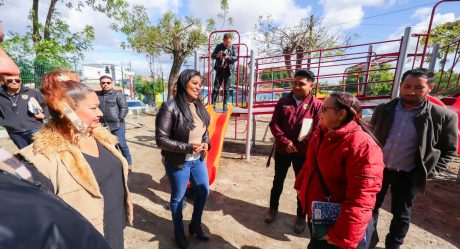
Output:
[44, 0, 58, 40]
[32, 0, 41, 43]
[146, 54, 156, 103]
[167, 54, 185, 99]
[295, 46, 304, 70]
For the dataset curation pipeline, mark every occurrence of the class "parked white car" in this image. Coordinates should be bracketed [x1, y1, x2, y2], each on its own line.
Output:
[361, 108, 374, 123]
[127, 99, 147, 115]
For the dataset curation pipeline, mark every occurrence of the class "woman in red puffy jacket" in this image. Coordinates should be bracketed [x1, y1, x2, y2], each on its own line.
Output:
[295, 92, 384, 249]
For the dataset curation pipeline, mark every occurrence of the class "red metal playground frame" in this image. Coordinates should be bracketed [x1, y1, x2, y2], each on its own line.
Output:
[201, 1, 460, 160]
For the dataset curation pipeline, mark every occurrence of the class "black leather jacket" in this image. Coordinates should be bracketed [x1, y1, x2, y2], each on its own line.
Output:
[155, 98, 210, 168]
[96, 89, 128, 131]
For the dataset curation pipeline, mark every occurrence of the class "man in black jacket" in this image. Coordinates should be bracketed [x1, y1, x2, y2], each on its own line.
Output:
[0, 74, 47, 149]
[369, 68, 458, 249]
[97, 75, 132, 170]
[211, 33, 238, 111]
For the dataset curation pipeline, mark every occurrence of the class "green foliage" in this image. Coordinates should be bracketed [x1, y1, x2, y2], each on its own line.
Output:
[259, 69, 290, 88]
[422, 20, 460, 70]
[217, 0, 233, 29]
[134, 76, 166, 104]
[344, 64, 394, 97]
[1, 0, 126, 85]
[433, 71, 460, 96]
[119, 7, 210, 99]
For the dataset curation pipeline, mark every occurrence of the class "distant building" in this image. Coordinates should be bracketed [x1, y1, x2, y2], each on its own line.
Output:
[80, 64, 134, 95]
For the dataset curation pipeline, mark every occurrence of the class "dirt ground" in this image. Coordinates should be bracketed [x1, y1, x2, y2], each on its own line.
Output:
[1, 112, 459, 249]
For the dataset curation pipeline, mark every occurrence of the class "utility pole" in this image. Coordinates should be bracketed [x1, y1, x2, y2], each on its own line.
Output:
[121, 65, 125, 94]
[129, 61, 133, 97]
[307, 15, 314, 70]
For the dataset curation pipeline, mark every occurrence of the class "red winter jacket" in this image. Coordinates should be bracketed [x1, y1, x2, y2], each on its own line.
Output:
[294, 121, 384, 249]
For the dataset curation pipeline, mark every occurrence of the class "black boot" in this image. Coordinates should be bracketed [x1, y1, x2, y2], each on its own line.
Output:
[174, 231, 189, 249]
[189, 223, 210, 241]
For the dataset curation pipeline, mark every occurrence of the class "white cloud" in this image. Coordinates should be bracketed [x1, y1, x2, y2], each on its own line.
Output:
[188, 0, 311, 34]
[410, 7, 431, 20]
[319, 0, 386, 30]
[375, 9, 458, 70]
[128, 0, 180, 15]
[0, 0, 32, 35]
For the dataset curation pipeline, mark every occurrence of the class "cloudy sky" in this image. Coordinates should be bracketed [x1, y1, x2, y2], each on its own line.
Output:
[0, 0, 459, 76]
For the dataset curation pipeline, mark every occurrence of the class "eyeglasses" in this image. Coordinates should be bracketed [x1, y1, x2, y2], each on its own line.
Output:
[100, 81, 112, 85]
[320, 106, 339, 113]
[5, 79, 21, 84]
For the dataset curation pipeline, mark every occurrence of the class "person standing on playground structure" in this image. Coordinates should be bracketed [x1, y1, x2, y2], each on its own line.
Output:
[211, 33, 238, 111]
[156, 69, 211, 249]
[369, 68, 458, 249]
[264, 69, 322, 234]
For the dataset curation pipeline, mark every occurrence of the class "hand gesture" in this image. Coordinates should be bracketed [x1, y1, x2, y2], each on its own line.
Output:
[192, 143, 203, 153]
[200, 143, 209, 158]
[34, 112, 45, 120]
[285, 141, 298, 154]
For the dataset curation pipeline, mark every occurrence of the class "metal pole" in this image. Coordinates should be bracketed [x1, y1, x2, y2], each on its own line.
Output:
[121, 65, 125, 94]
[245, 50, 255, 161]
[428, 44, 440, 72]
[362, 45, 373, 96]
[194, 50, 198, 71]
[419, 0, 460, 67]
[391, 27, 412, 99]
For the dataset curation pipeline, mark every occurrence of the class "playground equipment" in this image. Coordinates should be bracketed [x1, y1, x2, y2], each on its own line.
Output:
[204, 105, 233, 185]
[200, 0, 460, 160]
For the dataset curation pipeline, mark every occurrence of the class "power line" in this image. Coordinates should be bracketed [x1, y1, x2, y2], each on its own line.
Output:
[359, 23, 409, 27]
[86, 50, 140, 53]
[323, 1, 438, 28]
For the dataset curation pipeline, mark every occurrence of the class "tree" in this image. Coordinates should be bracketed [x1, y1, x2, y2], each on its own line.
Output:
[1, 0, 128, 84]
[134, 76, 166, 105]
[254, 15, 351, 78]
[119, 7, 212, 99]
[217, 0, 233, 29]
[433, 71, 460, 96]
[422, 20, 460, 72]
[344, 63, 393, 97]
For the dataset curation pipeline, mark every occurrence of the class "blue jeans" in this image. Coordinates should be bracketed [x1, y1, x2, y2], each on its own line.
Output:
[165, 158, 209, 234]
[111, 122, 132, 165]
[8, 128, 39, 149]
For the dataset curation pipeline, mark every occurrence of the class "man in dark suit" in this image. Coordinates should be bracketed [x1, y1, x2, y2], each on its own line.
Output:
[369, 68, 458, 249]
[211, 33, 238, 111]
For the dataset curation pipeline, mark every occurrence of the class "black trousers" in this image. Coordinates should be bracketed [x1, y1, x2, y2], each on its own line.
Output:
[269, 152, 306, 218]
[211, 71, 231, 105]
[371, 169, 419, 249]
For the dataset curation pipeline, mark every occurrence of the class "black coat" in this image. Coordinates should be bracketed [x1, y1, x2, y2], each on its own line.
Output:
[155, 98, 210, 168]
[211, 43, 238, 77]
[0, 86, 48, 133]
[0, 169, 111, 249]
[97, 89, 128, 131]
[370, 98, 458, 192]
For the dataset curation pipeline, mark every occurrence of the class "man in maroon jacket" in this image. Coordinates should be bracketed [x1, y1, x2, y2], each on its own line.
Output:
[264, 69, 322, 234]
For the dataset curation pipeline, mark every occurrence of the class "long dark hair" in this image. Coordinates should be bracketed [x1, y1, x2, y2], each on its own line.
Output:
[329, 92, 381, 146]
[175, 69, 210, 130]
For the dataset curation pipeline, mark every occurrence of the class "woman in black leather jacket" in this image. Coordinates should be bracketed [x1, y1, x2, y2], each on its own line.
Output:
[155, 69, 211, 249]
